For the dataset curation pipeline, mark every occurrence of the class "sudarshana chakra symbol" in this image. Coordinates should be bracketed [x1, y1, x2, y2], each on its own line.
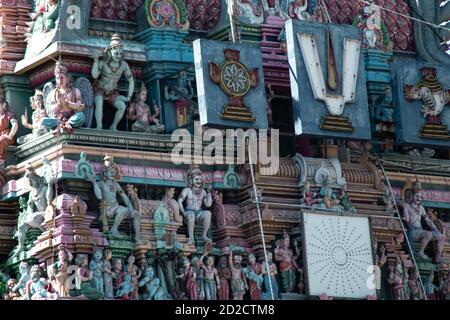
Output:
[209, 49, 259, 122]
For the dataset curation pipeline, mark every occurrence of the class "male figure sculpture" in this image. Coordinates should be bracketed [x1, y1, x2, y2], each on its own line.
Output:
[87, 154, 142, 241]
[402, 181, 445, 262]
[178, 166, 213, 244]
[91, 34, 135, 130]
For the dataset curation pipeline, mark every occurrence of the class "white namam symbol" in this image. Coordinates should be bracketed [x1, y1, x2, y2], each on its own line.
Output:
[223, 63, 249, 94]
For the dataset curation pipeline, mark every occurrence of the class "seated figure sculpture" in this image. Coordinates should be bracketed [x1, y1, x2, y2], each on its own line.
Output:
[91, 34, 135, 131]
[138, 266, 167, 300]
[18, 90, 48, 144]
[178, 166, 213, 244]
[12, 161, 54, 259]
[402, 181, 445, 263]
[42, 62, 86, 131]
[128, 83, 165, 134]
[87, 154, 142, 242]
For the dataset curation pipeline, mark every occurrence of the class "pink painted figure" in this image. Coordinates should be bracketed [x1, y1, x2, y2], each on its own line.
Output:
[302, 181, 318, 207]
[180, 257, 197, 300]
[274, 231, 301, 293]
[388, 256, 406, 300]
[217, 256, 231, 300]
[247, 253, 262, 300]
[127, 83, 165, 134]
[0, 96, 18, 166]
[112, 258, 125, 299]
[125, 255, 142, 300]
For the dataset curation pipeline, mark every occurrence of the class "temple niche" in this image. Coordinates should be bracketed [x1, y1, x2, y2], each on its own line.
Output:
[0, 0, 449, 302]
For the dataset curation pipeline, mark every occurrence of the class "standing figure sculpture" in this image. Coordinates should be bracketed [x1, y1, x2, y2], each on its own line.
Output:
[128, 83, 165, 134]
[125, 255, 141, 300]
[139, 266, 167, 300]
[87, 154, 142, 241]
[12, 161, 54, 259]
[228, 250, 248, 300]
[42, 62, 86, 132]
[0, 96, 18, 167]
[164, 70, 194, 127]
[217, 256, 231, 300]
[18, 90, 48, 144]
[12, 262, 30, 299]
[74, 254, 104, 300]
[201, 255, 220, 300]
[179, 257, 197, 300]
[388, 256, 406, 300]
[274, 231, 301, 293]
[89, 248, 104, 296]
[48, 244, 74, 298]
[402, 181, 445, 262]
[244, 253, 263, 300]
[178, 166, 213, 244]
[91, 34, 135, 131]
[103, 248, 114, 299]
[261, 252, 279, 300]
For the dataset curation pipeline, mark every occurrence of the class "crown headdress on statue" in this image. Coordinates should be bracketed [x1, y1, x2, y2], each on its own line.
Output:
[140, 82, 148, 94]
[185, 165, 203, 186]
[108, 33, 124, 50]
[54, 61, 69, 76]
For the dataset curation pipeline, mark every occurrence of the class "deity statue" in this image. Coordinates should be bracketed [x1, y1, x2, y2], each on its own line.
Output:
[353, 0, 391, 50]
[74, 254, 104, 300]
[316, 176, 343, 211]
[424, 272, 438, 300]
[162, 188, 183, 223]
[337, 181, 356, 213]
[18, 90, 49, 144]
[12, 161, 54, 259]
[178, 257, 197, 300]
[47, 244, 73, 298]
[407, 269, 422, 300]
[30, 0, 60, 34]
[217, 256, 231, 300]
[234, 0, 264, 26]
[103, 248, 114, 299]
[402, 181, 445, 262]
[91, 34, 135, 131]
[260, 252, 278, 299]
[301, 181, 318, 207]
[261, 0, 288, 19]
[178, 166, 213, 244]
[0, 96, 18, 167]
[89, 248, 104, 296]
[164, 70, 194, 127]
[42, 62, 86, 132]
[200, 255, 220, 300]
[125, 255, 141, 300]
[388, 256, 406, 300]
[115, 274, 134, 300]
[274, 231, 301, 293]
[27, 265, 58, 300]
[243, 253, 263, 300]
[228, 250, 248, 300]
[12, 262, 30, 299]
[4, 279, 23, 300]
[87, 154, 142, 241]
[191, 256, 205, 300]
[112, 258, 125, 296]
[128, 83, 165, 134]
[138, 266, 167, 300]
[441, 273, 450, 300]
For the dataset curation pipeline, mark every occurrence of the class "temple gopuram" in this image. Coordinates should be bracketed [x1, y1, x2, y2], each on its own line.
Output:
[0, 0, 449, 301]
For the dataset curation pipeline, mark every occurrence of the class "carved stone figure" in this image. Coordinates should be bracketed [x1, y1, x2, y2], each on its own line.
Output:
[353, 0, 392, 50]
[29, 0, 59, 34]
[42, 62, 86, 132]
[12, 161, 54, 259]
[388, 256, 406, 300]
[27, 265, 57, 300]
[12, 262, 30, 299]
[48, 244, 73, 298]
[4, 279, 22, 300]
[337, 181, 356, 213]
[0, 96, 18, 166]
[274, 231, 300, 293]
[91, 34, 135, 130]
[286, 0, 312, 21]
[74, 254, 104, 300]
[261, 252, 279, 300]
[217, 256, 231, 300]
[115, 274, 134, 299]
[228, 249, 248, 300]
[200, 255, 220, 300]
[424, 272, 438, 300]
[146, 0, 190, 30]
[164, 70, 194, 127]
[212, 191, 226, 229]
[178, 166, 213, 244]
[125, 255, 141, 300]
[103, 248, 114, 299]
[261, 0, 288, 19]
[301, 181, 318, 207]
[234, 0, 264, 26]
[112, 258, 125, 296]
[244, 253, 263, 300]
[18, 90, 48, 144]
[179, 257, 197, 300]
[86, 154, 142, 241]
[402, 181, 445, 262]
[404, 67, 450, 126]
[89, 248, 104, 296]
[162, 188, 182, 223]
[128, 83, 165, 134]
[191, 256, 205, 300]
[139, 266, 167, 300]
